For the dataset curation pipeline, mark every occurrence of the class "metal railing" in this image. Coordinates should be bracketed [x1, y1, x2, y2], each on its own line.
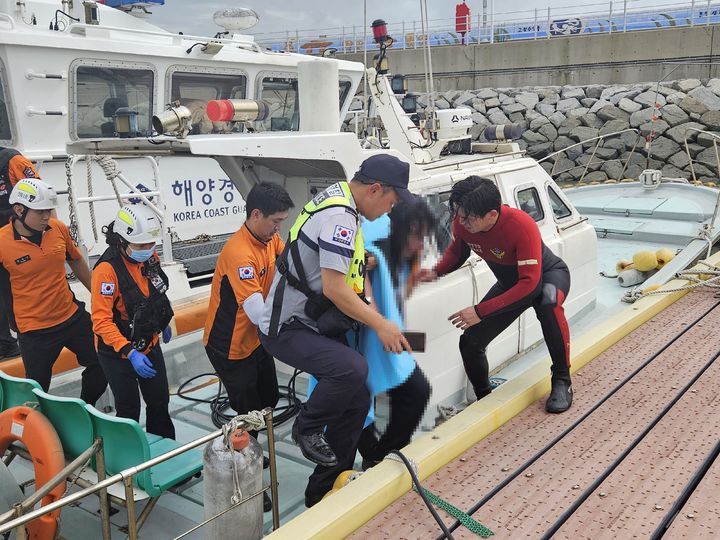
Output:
[0, 409, 279, 540]
[252, 0, 720, 55]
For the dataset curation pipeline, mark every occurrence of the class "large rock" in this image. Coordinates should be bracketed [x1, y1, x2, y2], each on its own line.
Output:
[707, 78, 720, 96]
[630, 108, 658, 128]
[539, 123, 558, 141]
[689, 86, 720, 110]
[443, 90, 461, 103]
[700, 110, 720, 130]
[583, 171, 609, 182]
[656, 84, 676, 97]
[522, 130, 549, 144]
[678, 96, 709, 115]
[561, 86, 586, 100]
[502, 102, 526, 115]
[453, 91, 477, 107]
[599, 119, 631, 136]
[499, 94, 515, 106]
[557, 98, 581, 113]
[600, 86, 629, 101]
[575, 154, 602, 172]
[580, 113, 604, 129]
[686, 162, 716, 178]
[597, 105, 629, 122]
[542, 92, 560, 106]
[640, 136, 680, 160]
[509, 111, 525, 123]
[569, 126, 599, 143]
[527, 142, 554, 158]
[585, 85, 605, 99]
[603, 138, 626, 151]
[668, 151, 691, 170]
[693, 146, 719, 168]
[558, 118, 582, 136]
[618, 97, 642, 113]
[553, 135, 575, 152]
[477, 89, 498, 100]
[676, 79, 702, 93]
[548, 111, 566, 128]
[661, 104, 690, 127]
[684, 143, 705, 157]
[609, 91, 630, 106]
[567, 107, 590, 119]
[601, 160, 626, 180]
[529, 115, 551, 130]
[697, 131, 720, 147]
[593, 146, 620, 160]
[515, 92, 539, 110]
[470, 123, 486, 140]
[665, 122, 705, 144]
[485, 97, 501, 109]
[639, 119, 670, 136]
[553, 156, 577, 176]
[488, 109, 511, 125]
[581, 98, 598, 109]
[471, 99, 487, 114]
[536, 103, 556, 117]
[621, 129, 643, 150]
[435, 98, 451, 110]
[471, 112, 489, 125]
[589, 99, 611, 114]
[666, 92, 687, 105]
[661, 164, 691, 180]
[634, 91, 666, 108]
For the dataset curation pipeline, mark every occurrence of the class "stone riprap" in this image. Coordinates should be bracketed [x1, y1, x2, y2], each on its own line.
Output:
[345, 79, 720, 183]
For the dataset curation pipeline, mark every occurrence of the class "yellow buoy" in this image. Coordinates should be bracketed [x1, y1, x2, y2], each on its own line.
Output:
[655, 248, 675, 269]
[642, 284, 661, 294]
[615, 259, 634, 273]
[332, 470, 357, 490]
[633, 251, 658, 272]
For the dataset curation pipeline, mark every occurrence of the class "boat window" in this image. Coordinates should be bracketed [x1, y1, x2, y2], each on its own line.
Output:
[516, 187, 544, 222]
[547, 186, 573, 220]
[424, 191, 454, 253]
[0, 67, 11, 143]
[74, 66, 154, 138]
[257, 76, 299, 132]
[339, 80, 352, 109]
[169, 72, 247, 135]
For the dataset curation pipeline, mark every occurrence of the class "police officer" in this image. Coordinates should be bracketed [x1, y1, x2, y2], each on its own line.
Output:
[0, 148, 39, 360]
[91, 204, 175, 439]
[0, 178, 107, 404]
[258, 153, 414, 507]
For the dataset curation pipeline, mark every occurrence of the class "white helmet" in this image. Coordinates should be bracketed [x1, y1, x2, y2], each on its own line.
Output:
[113, 204, 162, 244]
[9, 178, 58, 210]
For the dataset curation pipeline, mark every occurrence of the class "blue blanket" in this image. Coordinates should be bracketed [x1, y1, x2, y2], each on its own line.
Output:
[307, 215, 417, 426]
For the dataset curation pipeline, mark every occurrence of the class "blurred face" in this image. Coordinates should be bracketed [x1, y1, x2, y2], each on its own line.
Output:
[15, 206, 51, 232]
[361, 183, 399, 221]
[456, 208, 498, 234]
[402, 227, 427, 260]
[249, 209, 289, 242]
[128, 241, 156, 251]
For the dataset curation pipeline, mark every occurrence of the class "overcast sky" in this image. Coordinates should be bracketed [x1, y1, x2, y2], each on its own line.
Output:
[146, 0, 663, 39]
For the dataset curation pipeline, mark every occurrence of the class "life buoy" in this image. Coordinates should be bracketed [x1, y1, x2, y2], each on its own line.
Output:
[0, 406, 65, 540]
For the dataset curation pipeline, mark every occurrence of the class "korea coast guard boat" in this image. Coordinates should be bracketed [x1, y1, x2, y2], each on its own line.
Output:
[0, 1, 719, 538]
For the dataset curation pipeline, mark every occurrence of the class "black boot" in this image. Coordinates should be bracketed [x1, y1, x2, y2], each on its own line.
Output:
[292, 417, 338, 467]
[545, 378, 572, 413]
[263, 492, 272, 512]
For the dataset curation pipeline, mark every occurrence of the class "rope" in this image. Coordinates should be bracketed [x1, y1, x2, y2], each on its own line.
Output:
[85, 158, 98, 242]
[221, 411, 267, 504]
[623, 262, 720, 303]
[416, 486, 494, 538]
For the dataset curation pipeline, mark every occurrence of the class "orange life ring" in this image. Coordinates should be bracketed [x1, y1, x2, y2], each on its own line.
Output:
[0, 406, 65, 540]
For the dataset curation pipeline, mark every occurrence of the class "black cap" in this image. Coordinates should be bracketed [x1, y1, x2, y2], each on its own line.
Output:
[354, 154, 414, 204]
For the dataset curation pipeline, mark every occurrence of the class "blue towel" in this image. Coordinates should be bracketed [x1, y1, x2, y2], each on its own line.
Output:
[307, 215, 417, 427]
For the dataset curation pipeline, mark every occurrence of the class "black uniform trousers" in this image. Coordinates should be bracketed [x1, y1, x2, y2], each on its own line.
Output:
[461, 266, 571, 399]
[205, 343, 280, 439]
[259, 320, 370, 503]
[357, 365, 431, 464]
[97, 345, 175, 440]
[18, 309, 107, 406]
[0, 301, 16, 349]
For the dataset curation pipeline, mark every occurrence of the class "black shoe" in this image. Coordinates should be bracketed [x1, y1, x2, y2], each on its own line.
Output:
[263, 492, 272, 512]
[305, 492, 323, 508]
[291, 418, 338, 467]
[546, 378, 573, 413]
[263, 455, 269, 470]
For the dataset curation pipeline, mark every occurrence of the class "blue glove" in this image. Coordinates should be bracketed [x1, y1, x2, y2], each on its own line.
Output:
[162, 326, 172, 344]
[128, 349, 157, 378]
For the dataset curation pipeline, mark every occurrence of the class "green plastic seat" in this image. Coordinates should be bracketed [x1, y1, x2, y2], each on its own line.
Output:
[32, 389, 93, 461]
[85, 405, 203, 497]
[0, 372, 41, 409]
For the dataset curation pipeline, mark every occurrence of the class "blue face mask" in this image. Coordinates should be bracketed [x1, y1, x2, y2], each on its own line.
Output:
[129, 247, 154, 263]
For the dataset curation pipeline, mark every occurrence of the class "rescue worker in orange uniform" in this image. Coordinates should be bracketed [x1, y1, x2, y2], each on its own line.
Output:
[0, 178, 107, 404]
[92, 204, 175, 439]
[0, 149, 40, 360]
[204, 181, 294, 425]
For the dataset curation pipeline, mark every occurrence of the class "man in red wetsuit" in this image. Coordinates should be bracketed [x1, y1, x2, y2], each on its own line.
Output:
[417, 176, 572, 413]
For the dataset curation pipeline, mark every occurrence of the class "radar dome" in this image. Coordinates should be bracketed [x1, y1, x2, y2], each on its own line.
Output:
[213, 8, 259, 32]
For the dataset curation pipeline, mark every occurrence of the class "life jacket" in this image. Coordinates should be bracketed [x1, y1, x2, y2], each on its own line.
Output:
[268, 181, 365, 337]
[0, 147, 20, 225]
[94, 246, 174, 352]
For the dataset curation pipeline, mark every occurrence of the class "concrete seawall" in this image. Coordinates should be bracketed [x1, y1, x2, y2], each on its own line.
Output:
[340, 26, 720, 91]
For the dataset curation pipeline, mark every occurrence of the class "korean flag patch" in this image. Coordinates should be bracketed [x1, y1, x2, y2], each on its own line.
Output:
[332, 225, 354, 246]
[100, 282, 115, 296]
[238, 266, 255, 280]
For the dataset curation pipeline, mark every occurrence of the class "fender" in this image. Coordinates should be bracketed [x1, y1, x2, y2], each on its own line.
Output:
[0, 406, 65, 540]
